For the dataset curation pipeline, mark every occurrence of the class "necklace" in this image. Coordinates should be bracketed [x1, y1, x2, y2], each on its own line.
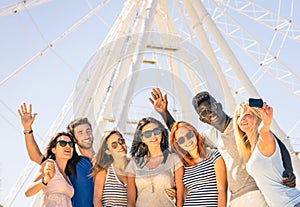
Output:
[148, 167, 155, 193]
[146, 154, 163, 193]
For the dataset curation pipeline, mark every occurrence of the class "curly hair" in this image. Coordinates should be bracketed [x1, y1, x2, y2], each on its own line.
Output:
[130, 117, 170, 168]
[170, 121, 206, 167]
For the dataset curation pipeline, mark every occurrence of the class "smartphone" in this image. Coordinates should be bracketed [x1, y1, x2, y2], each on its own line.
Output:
[249, 98, 263, 108]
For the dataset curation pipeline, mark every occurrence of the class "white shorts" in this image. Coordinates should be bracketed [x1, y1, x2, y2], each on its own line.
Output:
[230, 190, 268, 207]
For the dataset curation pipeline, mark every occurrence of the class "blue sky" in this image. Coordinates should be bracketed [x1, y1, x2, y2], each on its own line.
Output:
[0, 0, 299, 206]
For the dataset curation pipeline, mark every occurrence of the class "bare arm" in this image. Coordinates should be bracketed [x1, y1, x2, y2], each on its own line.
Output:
[149, 88, 176, 130]
[214, 156, 228, 207]
[93, 170, 107, 207]
[258, 103, 276, 157]
[25, 160, 54, 197]
[174, 166, 184, 207]
[127, 174, 137, 207]
[18, 103, 44, 164]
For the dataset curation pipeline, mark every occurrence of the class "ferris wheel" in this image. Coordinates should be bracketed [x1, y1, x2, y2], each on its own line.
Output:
[1, 0, 300, 206]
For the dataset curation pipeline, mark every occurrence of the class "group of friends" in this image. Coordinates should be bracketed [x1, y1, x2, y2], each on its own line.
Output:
[18, 88, 300, 207]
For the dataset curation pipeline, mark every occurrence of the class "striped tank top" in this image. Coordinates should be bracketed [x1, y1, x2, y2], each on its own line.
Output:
[102, 165, 127, 207]
[183, 149, 221, 206]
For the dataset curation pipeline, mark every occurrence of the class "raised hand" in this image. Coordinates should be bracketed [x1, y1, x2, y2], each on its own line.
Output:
[149, 88, 168, 114]
[258, 103, 273, 134]
[18, 103, 37, 130]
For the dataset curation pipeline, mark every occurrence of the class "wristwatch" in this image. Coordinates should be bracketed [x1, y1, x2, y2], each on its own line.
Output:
[23, 129, 33, 135]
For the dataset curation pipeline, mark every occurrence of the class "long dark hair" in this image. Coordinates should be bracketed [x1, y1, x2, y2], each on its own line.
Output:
[91, 129, 124, 178]
[130, 117, 170, 167]
[45, 132, 80, 176]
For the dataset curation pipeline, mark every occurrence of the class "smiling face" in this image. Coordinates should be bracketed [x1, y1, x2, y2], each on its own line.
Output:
[236, 105, 256, 134]
[141, 122, 162, 147]
[52, 135, 74, 160]
[197, 100, 227, 129]
[73, 123, 94, 150]
[105, 133, 127, 159]
[175, 127, 197, 152]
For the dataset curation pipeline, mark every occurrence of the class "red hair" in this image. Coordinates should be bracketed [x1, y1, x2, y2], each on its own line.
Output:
[170, 121, 205, 167]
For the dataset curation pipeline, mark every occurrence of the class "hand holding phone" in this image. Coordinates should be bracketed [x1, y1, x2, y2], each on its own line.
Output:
[249, 98, 263, 108]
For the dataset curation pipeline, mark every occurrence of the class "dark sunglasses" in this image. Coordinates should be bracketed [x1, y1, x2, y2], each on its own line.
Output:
[199, 102, 218, 118]
[111, 138, 126, 149]
[57, 140, 75, 148]
[141, 127, 162, 139]
[176, 131, 194, 145]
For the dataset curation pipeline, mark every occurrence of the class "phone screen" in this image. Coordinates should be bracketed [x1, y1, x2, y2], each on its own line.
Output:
[249, 98, 263, 108]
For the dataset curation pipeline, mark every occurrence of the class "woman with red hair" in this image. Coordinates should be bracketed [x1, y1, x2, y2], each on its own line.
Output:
[170, 121, 227, 207]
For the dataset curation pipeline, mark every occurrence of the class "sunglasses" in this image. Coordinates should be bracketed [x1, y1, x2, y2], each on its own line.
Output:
[141, 127, 162, 138]
[176, 131, 195, 145]
[199, 102, 218, 118]
[111, 138, 126, 149]
[57, 140, 75, 148]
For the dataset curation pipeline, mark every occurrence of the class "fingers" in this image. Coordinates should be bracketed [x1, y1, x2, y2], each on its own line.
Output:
[18, 103, 36, 117]
[163, 94, 168, 103]
[151, 88, 164, 100]
[29, 103, 33, 114]
[259, 103, 273, 116]
[148, 98, 154, 105]
[23, 102, 28, 113]
[17, 109, 22, 117]
[282, 171, 296, 187]
[150, 91, 157, 100]
[32, 113, 38, 121]
[156, 88, 163, 98]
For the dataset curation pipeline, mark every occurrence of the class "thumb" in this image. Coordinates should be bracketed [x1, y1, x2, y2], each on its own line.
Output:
[32, 113, 38, 122]
[164, 94, 168, 103]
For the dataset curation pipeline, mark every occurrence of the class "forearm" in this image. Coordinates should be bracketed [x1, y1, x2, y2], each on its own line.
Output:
[25, 177, 45, 197]
[275, 135, 293, 172]
[175, 188, 184, 207]
[93, 199, 103, 207]
[127, 197, 136, 207]
[127, 176, 136, 207]
[160, 110, 176, 130]
[217, 189, 227, 207]
[24, 132, 44, 164]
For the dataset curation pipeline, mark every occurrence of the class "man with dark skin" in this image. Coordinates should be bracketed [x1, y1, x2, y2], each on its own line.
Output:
[149, 88, 296, 207]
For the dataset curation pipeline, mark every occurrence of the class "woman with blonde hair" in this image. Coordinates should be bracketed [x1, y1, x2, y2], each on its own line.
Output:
[170, 121, 227, 207]
[233, 100, 300, 207]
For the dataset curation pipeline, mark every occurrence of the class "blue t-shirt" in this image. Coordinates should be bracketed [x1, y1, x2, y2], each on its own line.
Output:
[69, 156, 94, 207]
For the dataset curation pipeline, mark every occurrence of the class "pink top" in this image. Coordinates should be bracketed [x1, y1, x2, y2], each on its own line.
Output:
[40, 161, 74, 207]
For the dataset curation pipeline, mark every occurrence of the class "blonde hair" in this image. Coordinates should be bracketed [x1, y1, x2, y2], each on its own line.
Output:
[233, 101, 262, 162]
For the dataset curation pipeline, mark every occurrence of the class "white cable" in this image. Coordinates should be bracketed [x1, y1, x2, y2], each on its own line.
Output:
[0, 0, 110, 88]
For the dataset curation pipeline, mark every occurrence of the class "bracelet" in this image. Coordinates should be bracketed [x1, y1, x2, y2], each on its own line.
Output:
[42, 177, 48, 186]
[23, 129, 33, 135]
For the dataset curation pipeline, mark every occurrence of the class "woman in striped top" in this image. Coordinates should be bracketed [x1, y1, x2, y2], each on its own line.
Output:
[170, 121, 228, 207]
[91, 129, 128, 207]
